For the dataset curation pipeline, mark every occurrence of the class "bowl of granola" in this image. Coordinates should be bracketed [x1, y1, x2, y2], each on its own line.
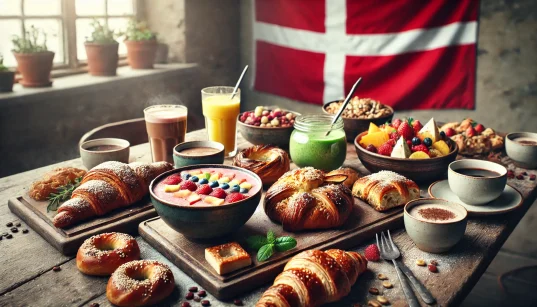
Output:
[322, 97, 394, 141]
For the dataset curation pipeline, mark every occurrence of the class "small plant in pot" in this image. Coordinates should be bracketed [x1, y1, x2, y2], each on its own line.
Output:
[12, 25, 55, 87]
[85, 19, 119, 76]
[123, 19, 158, 69]
[0, 55, 15, 92]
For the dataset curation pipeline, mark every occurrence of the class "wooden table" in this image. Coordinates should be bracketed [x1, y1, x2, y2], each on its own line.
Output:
[1, 129, 535, 307]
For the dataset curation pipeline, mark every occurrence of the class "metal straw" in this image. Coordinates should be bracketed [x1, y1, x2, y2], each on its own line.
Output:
[230, 65, 249, 100]
[325, 77, 362, 136]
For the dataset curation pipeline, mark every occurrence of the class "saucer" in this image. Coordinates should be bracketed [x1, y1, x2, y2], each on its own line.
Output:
[428, 180, 523, 216]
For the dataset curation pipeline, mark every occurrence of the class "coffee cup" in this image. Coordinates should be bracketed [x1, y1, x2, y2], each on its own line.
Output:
[505, 132, 537, 169]
[173, 141, 225, 167]
[448, 159, 507, 205]
[404, 198, 467, 253]
[80, 138, 130, 170]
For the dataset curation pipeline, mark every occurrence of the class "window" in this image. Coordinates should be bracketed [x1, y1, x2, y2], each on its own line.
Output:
[0, 0, 136, 69]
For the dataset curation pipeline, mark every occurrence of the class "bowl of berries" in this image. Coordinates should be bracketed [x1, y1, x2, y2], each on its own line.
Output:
[354, 117, 458, 182]
[238, 106, 299, 148]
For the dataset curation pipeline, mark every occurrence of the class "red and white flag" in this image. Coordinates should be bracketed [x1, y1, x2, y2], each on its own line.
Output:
[253, 0, 478, 110]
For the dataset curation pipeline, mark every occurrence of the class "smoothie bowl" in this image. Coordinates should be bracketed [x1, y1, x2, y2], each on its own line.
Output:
[149, 164, 263, 239]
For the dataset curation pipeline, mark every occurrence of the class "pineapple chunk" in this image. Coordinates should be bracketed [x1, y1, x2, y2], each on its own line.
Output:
[204, 196, 225, 206]
[187, 193, 202, 205]
[239, 182, 252, 190]
[432, 140, 450, 155]
[164, 185, 181, 193]
[209, 172, 222, 181]
[409, 151, 430, 159]
[418, 118, 440, 142]
[189, 170, 203, 175]
[219, 177, 231, 183]
[368, 123, 381, 134]
[391, 137, 411, 158]
[229, 178, 246, 186]
[173, 190, 192, 198]
[360, 131, 389, 148]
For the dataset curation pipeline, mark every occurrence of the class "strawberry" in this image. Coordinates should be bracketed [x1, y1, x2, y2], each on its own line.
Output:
[226, 192, 246, 203]
[180, 180, 198, 191]
[397, 121, 414, 140]
[378, 143, 393, 156]
[391, 118, 403, 130]
[444, 127, 456, 137]
[412, 120, 423, 136]
[163, 174, 182, 185]
[196, 184, 213, 195]
[389, 131, 400, 141]
[474, 123, 485, 134]
[209, 188, 227, 199]
[364, 244, 380, 261]
[411, 144, 430, 155]
[466, 126, 477, 138]
[387, 139, 396, 147]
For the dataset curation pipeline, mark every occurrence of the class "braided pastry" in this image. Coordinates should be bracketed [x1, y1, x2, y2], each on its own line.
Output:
[233, 145, 290, 185]
[256, 249, 368, 307]
[352, 170, 419, 212]
[264, 167, 355, 231]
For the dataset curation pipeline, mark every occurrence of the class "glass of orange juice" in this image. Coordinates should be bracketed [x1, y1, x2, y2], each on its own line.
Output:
[201, 86, 240, 157]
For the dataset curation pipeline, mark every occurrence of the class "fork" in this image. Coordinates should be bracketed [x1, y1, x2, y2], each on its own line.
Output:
[377, 230, 436, 306]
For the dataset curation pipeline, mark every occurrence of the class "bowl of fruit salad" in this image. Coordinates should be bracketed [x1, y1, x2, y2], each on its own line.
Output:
[149, 164, 263, 239]
[354, 118, 458, 182]
[238, 106, 299, 148]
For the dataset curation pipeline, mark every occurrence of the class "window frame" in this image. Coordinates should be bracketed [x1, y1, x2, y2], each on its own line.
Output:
[0, 0, 140, 75]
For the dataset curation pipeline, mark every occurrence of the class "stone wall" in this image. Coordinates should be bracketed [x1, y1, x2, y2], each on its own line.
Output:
[240, 0, 537, 133]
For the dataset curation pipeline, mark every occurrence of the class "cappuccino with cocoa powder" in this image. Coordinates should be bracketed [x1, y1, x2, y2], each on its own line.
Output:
[409, 204, 463, 223]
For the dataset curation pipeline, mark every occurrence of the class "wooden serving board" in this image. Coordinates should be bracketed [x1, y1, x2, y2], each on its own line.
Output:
[139, 185, 429, 301]
[8, 195, 157, 255]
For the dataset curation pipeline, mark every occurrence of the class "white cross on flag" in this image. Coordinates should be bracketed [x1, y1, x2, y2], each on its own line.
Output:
[253, 0, 478, 110]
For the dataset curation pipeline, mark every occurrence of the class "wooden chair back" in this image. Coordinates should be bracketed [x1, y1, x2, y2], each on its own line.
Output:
[79, 118, 148, 147]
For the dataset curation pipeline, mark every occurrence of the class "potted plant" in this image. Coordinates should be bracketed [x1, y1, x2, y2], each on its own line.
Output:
[123, 19, 158, 69]
[0, 55, 15, 92]
[11, 25, 55, 87]
[85, 19, 119, 76]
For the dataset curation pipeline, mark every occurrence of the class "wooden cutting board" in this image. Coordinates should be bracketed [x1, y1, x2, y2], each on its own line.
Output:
[138, 188, 431, 300]
[8, 195, 157, 255]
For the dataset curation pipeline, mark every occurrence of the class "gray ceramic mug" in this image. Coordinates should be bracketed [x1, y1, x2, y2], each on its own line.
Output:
[173, 141, 225, 168]
[80, 138, 130, 170]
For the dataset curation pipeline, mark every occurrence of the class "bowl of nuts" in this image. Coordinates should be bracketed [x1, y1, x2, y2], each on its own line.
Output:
[322, 97, 394, 141]
[238, 106, 299, 148]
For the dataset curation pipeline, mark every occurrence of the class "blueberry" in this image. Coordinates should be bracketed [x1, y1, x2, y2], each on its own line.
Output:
[190, 176, 199, 182]
[231, 185, 240, 192]
[220, 183, 230, 190]
[440, 131, 446, 139]
[411, 137, 421, 146]
[240, 188, 248, 194]
[199, 178, 208, 184]
[209, 181, 219, 188]
[182, 173, 191, 179]
[423, 137, 433, 147]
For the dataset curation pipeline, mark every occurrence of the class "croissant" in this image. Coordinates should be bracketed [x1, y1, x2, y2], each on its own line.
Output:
[233, 145, 290, 185]
[256, 249, 368, 307]
[264, 167, 355, 231]
[53, 161, 173, 228]
[351, 170, 420, 212]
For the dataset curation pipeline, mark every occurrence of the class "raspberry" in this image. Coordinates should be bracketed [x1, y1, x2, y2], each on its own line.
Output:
[411, 144, 430, 155]
[378, 143, 393, 156]
[397, 121, 414, 140]
[209, 188, 227, 199]
[386, 139, 396, 147]
[391, 118, 402, 129]
[226, 193, 246, 203]
[163, 174, 182, 185]
[366, 144, 377, 153]
[180, 180, 198, 191]
[196, 185, 213, 195]
[406, 140, 413, 147]
[364, 244, 380, 261]
[389, 132, 400, 141]
[516, 174, 524, 180]
[507, 170, 515, 179]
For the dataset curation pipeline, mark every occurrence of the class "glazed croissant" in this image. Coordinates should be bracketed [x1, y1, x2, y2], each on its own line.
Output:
[352, 170, 420, 212]
[53, 161, 172, 228]
[256, 249, 368, 307]
[264, 167, 355, 231]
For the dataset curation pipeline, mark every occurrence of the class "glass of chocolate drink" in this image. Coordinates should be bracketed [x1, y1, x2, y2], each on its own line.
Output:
[144, 105, 188, 163]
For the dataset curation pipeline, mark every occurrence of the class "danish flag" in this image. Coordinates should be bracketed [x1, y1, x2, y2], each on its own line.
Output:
[253, 0, 478, 110]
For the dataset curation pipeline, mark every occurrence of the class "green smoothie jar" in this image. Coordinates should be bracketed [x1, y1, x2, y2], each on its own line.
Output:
[289, 115, 347, 171]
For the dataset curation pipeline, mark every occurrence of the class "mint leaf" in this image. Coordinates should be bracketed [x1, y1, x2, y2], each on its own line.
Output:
[267, 230, 276, 243]
[274, 236, 297, 252]
[257, 244, 274, 262]
[246, 235, 268, 250]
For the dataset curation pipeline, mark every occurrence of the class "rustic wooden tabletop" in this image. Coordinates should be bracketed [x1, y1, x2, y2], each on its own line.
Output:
[0, 129, 535, 307]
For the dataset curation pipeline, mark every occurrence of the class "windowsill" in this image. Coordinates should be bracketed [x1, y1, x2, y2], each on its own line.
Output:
[0, 63, 198, 106]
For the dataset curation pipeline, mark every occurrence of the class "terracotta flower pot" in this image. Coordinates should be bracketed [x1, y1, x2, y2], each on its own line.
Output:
[125, 40, 157, 69]
[0, 71, 15, 92]
[84, 42, 119, 76]
[13, 51, 55, 87]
